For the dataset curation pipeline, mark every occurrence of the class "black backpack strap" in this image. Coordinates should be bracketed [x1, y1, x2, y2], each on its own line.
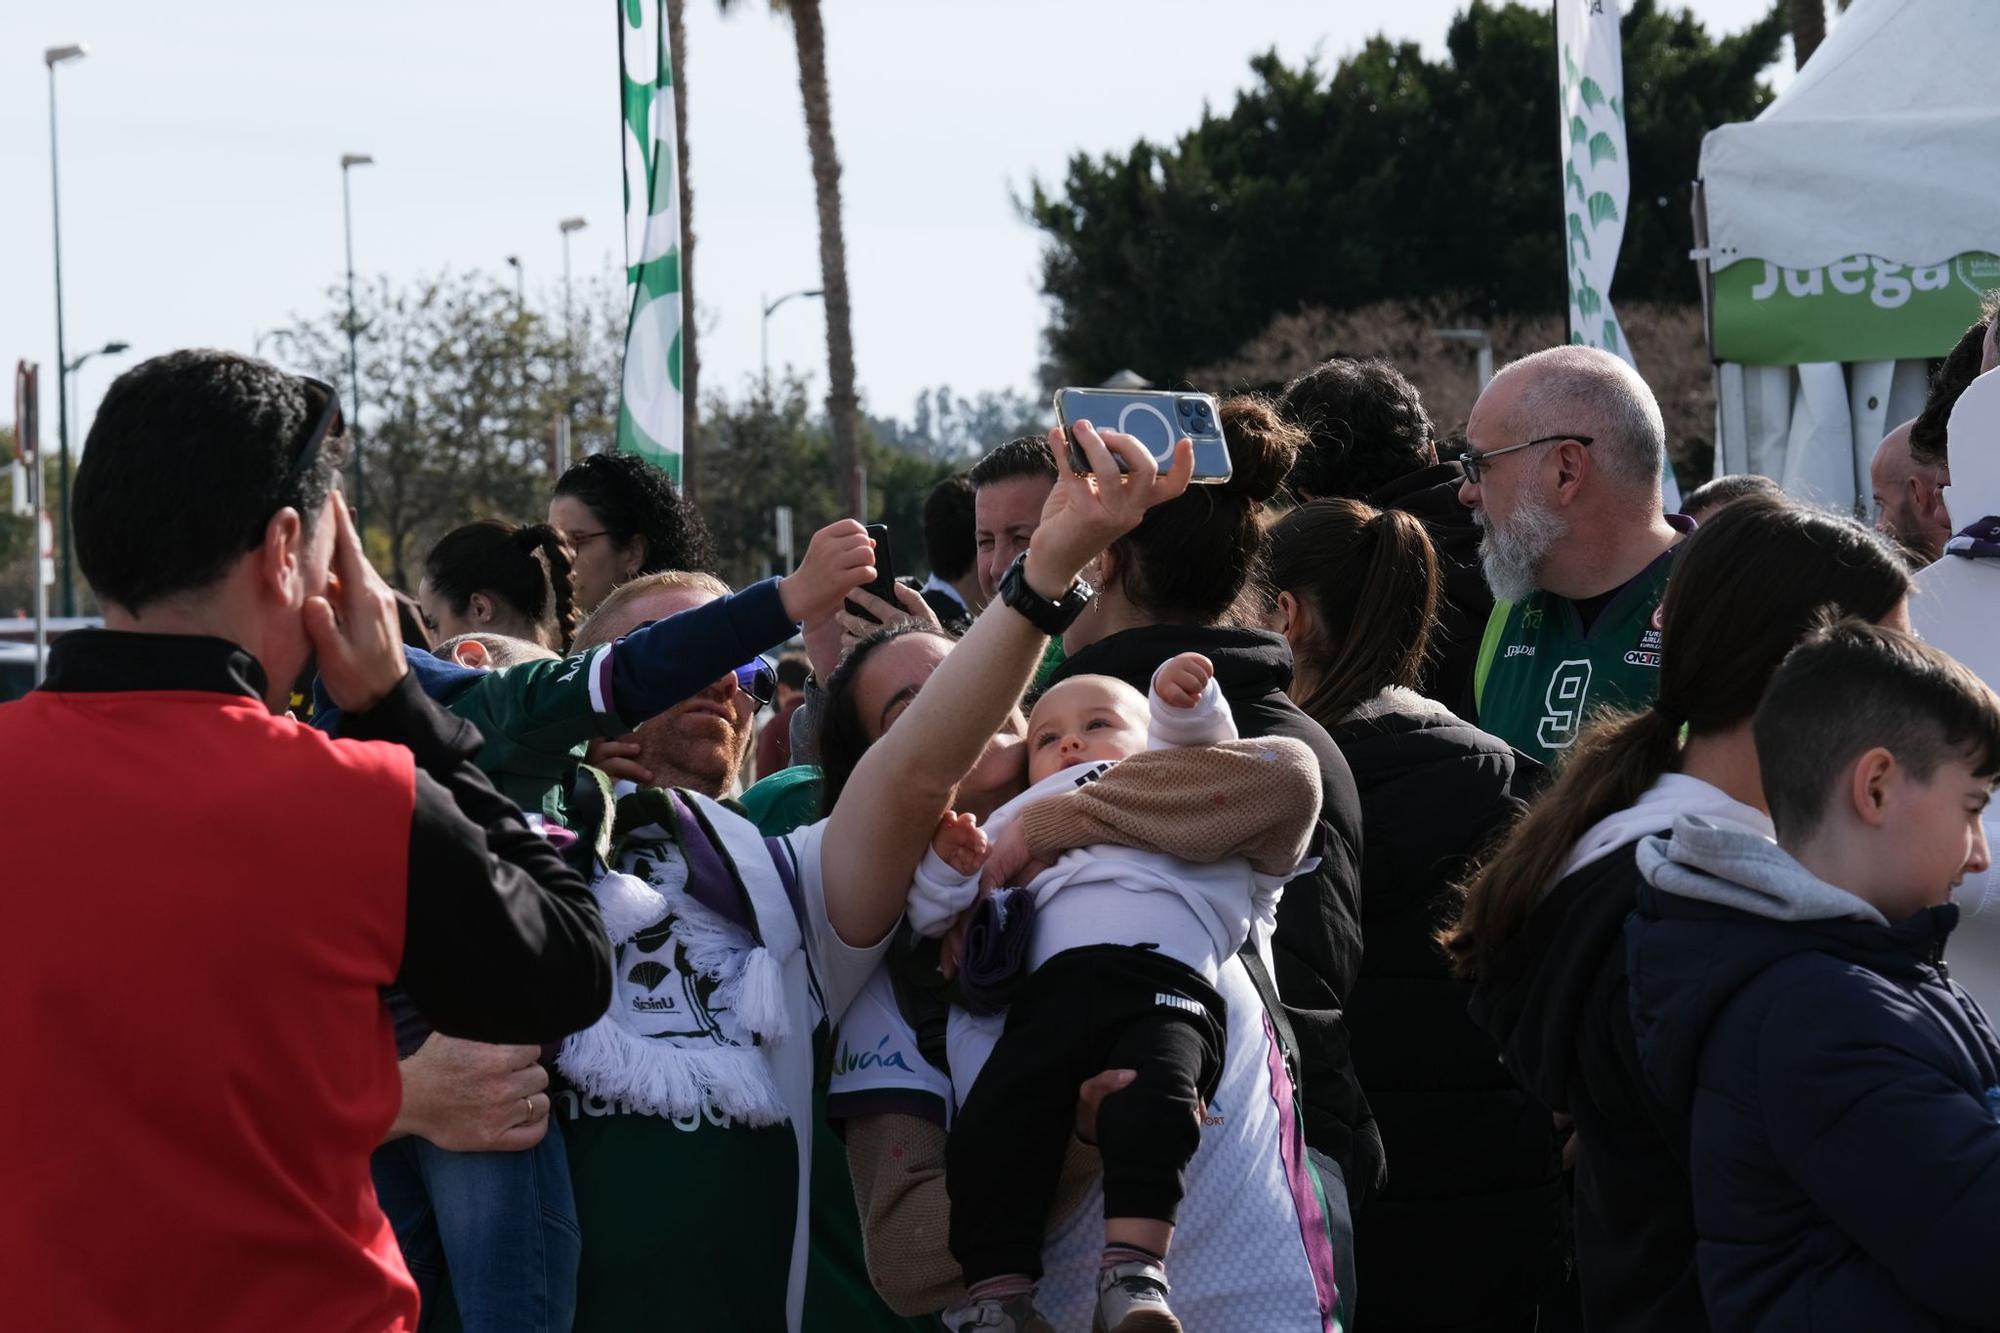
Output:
[1239, 941, 1301, 1088]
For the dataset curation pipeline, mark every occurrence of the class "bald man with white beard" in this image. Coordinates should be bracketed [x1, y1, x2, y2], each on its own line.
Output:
[1457, 345, 1688, 765]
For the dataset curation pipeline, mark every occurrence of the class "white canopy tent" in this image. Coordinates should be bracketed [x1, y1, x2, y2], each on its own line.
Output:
[1696, 0, 2000, 508]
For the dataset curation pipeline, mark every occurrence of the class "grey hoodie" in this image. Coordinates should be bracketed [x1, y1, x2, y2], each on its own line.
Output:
[1623, 815, 2000, 1333]
[1635, 814, 1888, 926]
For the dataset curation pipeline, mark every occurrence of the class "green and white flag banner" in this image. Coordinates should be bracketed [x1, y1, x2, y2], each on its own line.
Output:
[1712, 251, 2000, 366]
[617, 0, 683, 482]
[1558, 0, 1635, 369]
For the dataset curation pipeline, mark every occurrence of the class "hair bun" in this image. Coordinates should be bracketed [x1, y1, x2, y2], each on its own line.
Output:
[515, 522, 554, 544]
[1216, 395, 1301, 503]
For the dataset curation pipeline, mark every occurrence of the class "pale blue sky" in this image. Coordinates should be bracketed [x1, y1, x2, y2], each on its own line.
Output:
[2, 0, 1789, 451]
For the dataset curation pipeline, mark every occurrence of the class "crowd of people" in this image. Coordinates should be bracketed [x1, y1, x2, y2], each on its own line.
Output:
[5, 320, 2000, 1333]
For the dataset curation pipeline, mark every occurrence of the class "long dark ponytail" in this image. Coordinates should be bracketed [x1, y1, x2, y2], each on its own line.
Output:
[1266, 498, 1439, 727]
[1442, 494, 1912, 977]
[424, 518, 579, 650]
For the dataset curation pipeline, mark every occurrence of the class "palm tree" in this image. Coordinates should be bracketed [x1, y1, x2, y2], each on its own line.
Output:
[722, 0, 863, 518]
[667, 0, 700, 503]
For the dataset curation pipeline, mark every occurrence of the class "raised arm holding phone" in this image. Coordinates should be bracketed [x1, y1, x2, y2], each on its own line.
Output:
[815, 421, 1195, 947]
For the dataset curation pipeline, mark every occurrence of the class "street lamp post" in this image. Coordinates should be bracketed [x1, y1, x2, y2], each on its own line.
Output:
[505, 255, 524, 313]
[341, 152, 373, 531]
[45, 42, 87, 617]
[761, 288, 824, 390]
[558, 218, 588, 360]
[557, 220, 587, 462]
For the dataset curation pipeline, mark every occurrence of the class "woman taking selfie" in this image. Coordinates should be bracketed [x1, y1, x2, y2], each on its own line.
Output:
[822, 603, 1345, 1327]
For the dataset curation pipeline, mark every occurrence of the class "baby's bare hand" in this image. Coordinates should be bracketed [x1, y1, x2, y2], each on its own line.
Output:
[1154, 652, 1214, 710]
[931, 811, 989, 877]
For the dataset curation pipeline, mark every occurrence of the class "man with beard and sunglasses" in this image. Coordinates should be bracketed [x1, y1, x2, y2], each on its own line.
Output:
[0, 351, 614, 1333]
[1459, 345, 1689, 769]
[403, 566, 883, 1333]
[404, 567, 845, 1333]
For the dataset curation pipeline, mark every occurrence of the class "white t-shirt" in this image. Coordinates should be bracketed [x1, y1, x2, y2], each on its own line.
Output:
[784, 815, 898, 1022]
[828, 955, 1340, 1331]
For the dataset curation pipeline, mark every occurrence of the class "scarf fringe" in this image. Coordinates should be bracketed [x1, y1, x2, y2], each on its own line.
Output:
[557, 1014, 790, 1127]
[734, 948, 789, 1042]
[566, 801, 804, 1127]
[594, 871, 668, 944]
[669, 894, 792, 1044]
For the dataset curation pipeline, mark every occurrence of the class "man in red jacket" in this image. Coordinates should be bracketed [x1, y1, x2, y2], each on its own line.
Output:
[0, 350, 611, 1332]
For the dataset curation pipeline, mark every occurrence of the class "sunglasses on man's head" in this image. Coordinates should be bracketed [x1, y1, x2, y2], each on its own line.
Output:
[282, 376, 345, 492]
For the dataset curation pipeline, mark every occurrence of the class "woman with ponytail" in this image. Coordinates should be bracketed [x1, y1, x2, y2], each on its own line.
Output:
[420, 518, 580, 651]
[1444, 494, 1912, 1333]
[1266, 499, 1567, 1333]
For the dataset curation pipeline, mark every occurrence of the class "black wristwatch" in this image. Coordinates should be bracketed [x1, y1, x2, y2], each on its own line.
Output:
[998, 553, 1094, 636]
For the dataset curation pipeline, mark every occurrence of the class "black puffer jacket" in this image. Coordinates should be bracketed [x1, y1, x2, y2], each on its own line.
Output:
[1053, 624, 1384, 1203]
[1471, 845, 1703, 1333]
[1367, 464, 1492, 722]
[1628, 829, 2000, 1333]
[1329, 691, 1567, 1332]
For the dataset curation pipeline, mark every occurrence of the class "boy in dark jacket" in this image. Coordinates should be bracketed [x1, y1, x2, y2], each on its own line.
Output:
[1626, 621, 2000, 1333]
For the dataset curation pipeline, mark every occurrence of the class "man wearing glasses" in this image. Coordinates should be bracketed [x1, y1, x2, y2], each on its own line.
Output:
[0, 350, 613, 1332]
[1459, 345, 1690, 768]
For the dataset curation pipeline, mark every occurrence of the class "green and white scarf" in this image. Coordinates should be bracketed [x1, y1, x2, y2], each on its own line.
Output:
[558, 790, 803, 1125]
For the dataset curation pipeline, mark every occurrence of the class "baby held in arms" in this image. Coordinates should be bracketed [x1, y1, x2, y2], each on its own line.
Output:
[908, 653, 1322, 1333]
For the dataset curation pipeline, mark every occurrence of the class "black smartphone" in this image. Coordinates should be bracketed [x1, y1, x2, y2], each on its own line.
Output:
[845, 523, 899, 622]
[1053, 387, 1233, 484]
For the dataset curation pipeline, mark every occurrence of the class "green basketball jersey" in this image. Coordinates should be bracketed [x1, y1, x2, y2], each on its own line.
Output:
[449, 644, 628, 825]
[1474, 547, 1675, 768]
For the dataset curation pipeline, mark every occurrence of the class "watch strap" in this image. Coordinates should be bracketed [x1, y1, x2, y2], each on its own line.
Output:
[999, 554, 1094, 636]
